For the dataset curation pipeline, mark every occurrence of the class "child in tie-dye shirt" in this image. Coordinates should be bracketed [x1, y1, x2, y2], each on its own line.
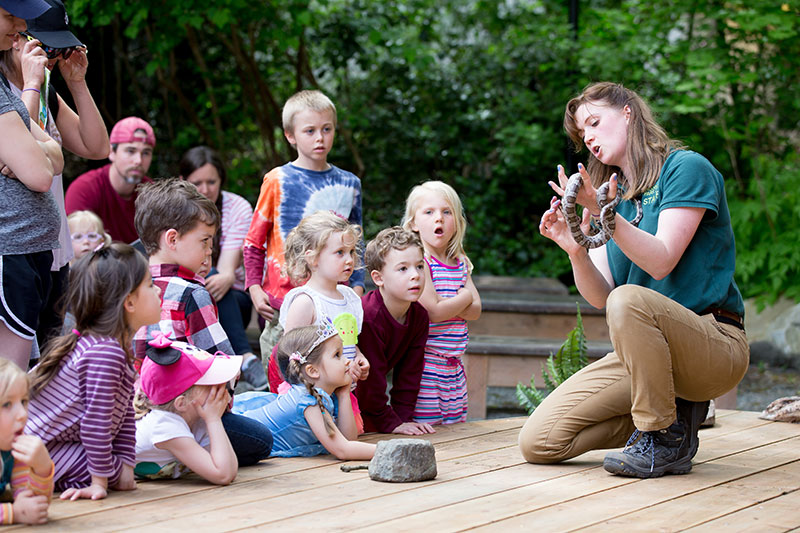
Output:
[243, 90, 364, 365]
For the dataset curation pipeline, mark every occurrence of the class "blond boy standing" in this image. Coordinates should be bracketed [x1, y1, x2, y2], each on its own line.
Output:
[243, 90, 364, 371]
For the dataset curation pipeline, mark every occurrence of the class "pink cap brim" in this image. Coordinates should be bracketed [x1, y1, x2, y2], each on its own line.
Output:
[195, 355, 243, 386]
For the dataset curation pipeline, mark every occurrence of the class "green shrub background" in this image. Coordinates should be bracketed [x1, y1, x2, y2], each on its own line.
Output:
[63, 0, 800, 304]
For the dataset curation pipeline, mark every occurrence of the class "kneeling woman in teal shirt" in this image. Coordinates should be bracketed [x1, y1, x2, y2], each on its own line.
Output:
[521, 82, 748, 478]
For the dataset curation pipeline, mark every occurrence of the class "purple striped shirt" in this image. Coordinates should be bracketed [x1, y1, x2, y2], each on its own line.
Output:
[26, 335, 137, 478]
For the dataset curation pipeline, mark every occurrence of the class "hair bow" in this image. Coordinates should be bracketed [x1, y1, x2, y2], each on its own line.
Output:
[289, 351, 307, 364]
[148, 332, 173, 349]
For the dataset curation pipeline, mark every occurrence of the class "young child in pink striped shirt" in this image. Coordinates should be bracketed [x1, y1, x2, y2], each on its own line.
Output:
[0, 358, 54, 525]
[402, 181, 482, 424]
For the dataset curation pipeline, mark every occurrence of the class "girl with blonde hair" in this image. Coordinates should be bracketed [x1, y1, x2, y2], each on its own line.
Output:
[265, 211, 370, 432]
[67, 210, 111, 262]
[0, 359, 53, 525]
[402, 180, 481, 424]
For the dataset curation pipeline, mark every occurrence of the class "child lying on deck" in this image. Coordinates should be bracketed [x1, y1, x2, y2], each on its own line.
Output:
[134, 336, 242, 485]
[234, 324, 376, 460]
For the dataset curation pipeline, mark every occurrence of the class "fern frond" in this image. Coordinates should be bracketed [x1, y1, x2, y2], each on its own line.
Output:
[543, 356, 560, 390]
[516, 382, 545, 415]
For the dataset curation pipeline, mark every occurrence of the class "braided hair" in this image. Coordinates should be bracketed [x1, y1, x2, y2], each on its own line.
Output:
[276, 326, 338, 436]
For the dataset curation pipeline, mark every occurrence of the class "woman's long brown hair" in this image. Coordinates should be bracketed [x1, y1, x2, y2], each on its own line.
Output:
[564, 82, 684, 199]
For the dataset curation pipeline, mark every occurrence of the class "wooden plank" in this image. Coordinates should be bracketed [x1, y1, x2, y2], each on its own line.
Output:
[33, 429, 527, 532]
[580, 459, 800, 531]
[28, 412, 755, 530]
[29, 420, 525, 529]
[7, 412, 793, 533]
[232, 451, 611, 533]
[359, 416, 525, 444]
[693, 418, 799, 462]
[47, 445, 527, 532]
[462, 436, 800, 532]
[353, 420, 800, 532]
[684, 487, 800, 532]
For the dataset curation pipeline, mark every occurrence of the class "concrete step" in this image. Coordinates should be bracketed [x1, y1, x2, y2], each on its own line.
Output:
[465, 335, 612, 387]
[463, 334, 611, 420]
[462, 334, 738, 420]
[471, 291, 609, 341]
[472, 276, 569, 295]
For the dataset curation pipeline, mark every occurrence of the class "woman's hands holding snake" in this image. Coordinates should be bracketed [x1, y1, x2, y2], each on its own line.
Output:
[539, 195, 589, 257]
[548, 163, 618, 215]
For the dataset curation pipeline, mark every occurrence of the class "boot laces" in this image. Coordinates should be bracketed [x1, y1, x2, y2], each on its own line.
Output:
[623, 429, 657, 472]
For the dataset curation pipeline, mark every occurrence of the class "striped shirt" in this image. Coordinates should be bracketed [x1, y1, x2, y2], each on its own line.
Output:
[26, 336, 137, 480]
[219, 191, 253, 292]
[425, 256, 469, 358]
[412, 255, 470, 424]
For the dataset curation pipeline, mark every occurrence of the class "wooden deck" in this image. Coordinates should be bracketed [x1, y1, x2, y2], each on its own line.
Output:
[11, 410, 800, 532]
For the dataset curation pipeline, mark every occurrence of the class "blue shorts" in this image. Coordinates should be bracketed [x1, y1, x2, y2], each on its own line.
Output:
[0, 252, 53, 340]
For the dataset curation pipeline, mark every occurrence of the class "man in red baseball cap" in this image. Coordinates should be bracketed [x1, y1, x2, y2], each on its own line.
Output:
[66, 116, 156, 243]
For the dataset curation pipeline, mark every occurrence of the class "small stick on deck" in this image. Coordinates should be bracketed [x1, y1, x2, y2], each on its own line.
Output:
[340, 464, 369, 472]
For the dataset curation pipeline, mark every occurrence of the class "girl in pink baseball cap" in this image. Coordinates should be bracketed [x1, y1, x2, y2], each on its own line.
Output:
[132, 336, 241, 485]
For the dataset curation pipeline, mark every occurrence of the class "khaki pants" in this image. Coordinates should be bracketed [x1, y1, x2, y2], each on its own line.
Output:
[518, 285, 749, 464]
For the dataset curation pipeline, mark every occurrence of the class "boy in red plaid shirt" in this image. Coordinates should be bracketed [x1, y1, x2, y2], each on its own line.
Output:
[132, 179, 231, 363]
[132, 179, 273, 467]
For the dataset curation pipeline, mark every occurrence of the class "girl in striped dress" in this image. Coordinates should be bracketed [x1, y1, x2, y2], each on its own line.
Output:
[26, 244, 162, 500]
[403, 181, 481, 424]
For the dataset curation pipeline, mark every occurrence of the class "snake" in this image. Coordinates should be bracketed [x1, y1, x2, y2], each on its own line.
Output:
[561, 172, 642, 249]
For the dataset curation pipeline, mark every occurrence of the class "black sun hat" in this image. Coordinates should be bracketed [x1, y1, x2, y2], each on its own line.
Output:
[25, 0, 83, 49]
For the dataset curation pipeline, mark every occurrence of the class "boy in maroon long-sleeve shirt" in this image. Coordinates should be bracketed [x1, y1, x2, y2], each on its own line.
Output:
[355, 228, 435, 435]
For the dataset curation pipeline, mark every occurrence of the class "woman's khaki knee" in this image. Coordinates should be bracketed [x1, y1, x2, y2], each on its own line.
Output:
[605, 285, 645, 321]
[518, 416, 570, 464]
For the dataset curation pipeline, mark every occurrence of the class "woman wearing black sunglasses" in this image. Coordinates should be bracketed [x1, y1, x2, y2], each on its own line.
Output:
[0, 0, 108, 355]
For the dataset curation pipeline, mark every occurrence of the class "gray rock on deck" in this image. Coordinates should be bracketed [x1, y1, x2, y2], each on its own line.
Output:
[369, 439, 437, 482]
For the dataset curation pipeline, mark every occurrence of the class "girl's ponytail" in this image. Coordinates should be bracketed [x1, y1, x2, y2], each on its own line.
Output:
[30, 330, 80, 394]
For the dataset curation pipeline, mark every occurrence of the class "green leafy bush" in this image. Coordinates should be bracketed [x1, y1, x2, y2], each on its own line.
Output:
[728, 152, 800, 308]
[516, 305, 589, 414]
[62, 0, 800, 301]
